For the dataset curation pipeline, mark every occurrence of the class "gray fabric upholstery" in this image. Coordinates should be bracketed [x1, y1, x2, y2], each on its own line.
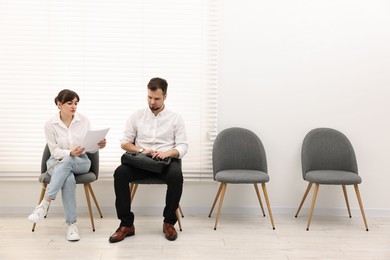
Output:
[213, 127, 269, 183]
[39, 144, 99, 184]
[215, 169, 269, 183]
[301, 128, 360, 184]
[305, 170, 361, 185]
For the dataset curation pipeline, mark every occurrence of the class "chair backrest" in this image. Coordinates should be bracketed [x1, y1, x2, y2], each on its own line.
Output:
[41, 144, 52, 173]
[212, 127, 267, 178]
[301, 128, 358, 179]
[87, 149, 99, 179]
[41, 144, 99, 179]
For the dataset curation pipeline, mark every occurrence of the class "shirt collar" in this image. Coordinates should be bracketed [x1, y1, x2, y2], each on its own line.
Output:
[147, 106, 167, 117]
[52, 112, 81, 125]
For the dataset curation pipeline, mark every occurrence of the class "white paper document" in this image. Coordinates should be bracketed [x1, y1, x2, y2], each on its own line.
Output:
[81, 128, 110, 152]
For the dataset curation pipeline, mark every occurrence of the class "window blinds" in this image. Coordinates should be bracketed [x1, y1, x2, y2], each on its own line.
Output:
[0, 0, 218, 180]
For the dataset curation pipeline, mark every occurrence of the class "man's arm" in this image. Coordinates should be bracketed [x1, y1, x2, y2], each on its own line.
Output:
[120, 113, 142, 153]
[121, 142, 149, 154]
[121, 142, 137, 153]
[172, 114, 188, 159]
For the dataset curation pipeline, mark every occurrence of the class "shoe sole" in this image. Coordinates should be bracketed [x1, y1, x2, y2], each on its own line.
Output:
[67, 237, 80, 242]
[27, 217, 43, 224]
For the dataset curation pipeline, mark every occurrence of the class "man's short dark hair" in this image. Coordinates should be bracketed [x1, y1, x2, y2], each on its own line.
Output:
[147, 77, 168, 95]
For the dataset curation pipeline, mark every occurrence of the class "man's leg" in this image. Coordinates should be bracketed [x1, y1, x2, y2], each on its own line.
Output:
[113, 164, 135, 227]
[159, 159, 183, 241]
[110, 164, 154, 243]
[160, 159, 183, 224]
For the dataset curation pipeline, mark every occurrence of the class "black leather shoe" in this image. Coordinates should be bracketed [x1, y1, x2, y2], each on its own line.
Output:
[109, 226, 135, 243]
[163, 223, 177, 241]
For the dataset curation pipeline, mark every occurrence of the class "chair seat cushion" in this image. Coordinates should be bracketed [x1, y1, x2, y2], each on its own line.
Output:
[39, 172, 97, 184]
[305, 170, 362, 185]
[215, 169, 269, 183]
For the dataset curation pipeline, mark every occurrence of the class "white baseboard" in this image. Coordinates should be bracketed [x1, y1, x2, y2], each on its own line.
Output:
[3, 206, 390, 217]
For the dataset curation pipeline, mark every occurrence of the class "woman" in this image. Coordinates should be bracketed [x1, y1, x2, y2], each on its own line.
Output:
[28, 89, 106, 241]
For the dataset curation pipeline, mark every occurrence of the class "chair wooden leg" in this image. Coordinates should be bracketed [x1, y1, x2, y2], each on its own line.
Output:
[129, 183, 134, 201]
[306, 183, 319, 231]
[295, 182, 313, 217]
[342, 185, 352, 218]
[178, 204, 184, 218]
[354, 184, 369, 231]
[261, 183, 275, 230]
[87, 183, 103, 218]
[254, 183, 266, 217]
[214, 183, 227, 230]
[175, 208, 182, 231]
[209, 183, 223, 217]
[130, 183, 138, 203]
[32, 184, 47, 232]
[84, 184, 95, 232]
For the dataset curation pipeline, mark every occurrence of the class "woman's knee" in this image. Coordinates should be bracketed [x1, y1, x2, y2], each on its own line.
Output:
[54, 156, 75, 172]
[60, 156, 74, 164]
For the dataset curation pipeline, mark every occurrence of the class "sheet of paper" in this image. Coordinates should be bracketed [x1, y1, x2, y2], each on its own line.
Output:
[81, 128, 110, 152]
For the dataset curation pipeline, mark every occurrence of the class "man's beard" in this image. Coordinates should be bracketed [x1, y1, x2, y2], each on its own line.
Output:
[149, 104, 163, 111]
[150, 106, 160, 111]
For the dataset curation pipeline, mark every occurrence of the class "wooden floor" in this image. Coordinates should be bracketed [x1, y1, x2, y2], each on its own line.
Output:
[1, 212, 389, 259]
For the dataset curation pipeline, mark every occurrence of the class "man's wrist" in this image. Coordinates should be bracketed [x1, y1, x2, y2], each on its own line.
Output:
[138, 148, 145, 154]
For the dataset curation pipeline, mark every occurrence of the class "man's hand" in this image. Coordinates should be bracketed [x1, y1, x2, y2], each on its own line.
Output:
[152, 151, 171, 160]
[149, 149, 178, 159]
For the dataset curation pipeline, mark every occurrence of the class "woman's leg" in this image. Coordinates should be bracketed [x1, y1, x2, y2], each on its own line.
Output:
[61, 174, 76, 224]
[28, 155, 90, 223]
[60, 154, 91, 224]
[45, 156, 74, 200]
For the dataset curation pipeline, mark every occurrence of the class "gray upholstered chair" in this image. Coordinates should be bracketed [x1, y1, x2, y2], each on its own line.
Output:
[32, 144, 103, 232]
[295, 128, 369, 231]
[208, 127, 275, 230]
[130, 177, 184, 231]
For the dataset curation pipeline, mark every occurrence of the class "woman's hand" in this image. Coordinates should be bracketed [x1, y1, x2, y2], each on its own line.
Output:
[98, 138, 107, 149]
[71, 146, 85, 157]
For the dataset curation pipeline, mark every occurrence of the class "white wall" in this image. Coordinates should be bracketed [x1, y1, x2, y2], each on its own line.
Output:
[217, 0, 390, 214]
[1, 0, 389, 217]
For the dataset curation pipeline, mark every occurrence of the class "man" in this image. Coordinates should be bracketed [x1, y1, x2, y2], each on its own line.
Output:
[109, 77, 188, 242]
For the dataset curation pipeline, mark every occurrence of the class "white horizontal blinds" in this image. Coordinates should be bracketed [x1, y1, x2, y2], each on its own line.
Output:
[0, 0, 218, 179]
[0, 1, 53, 177]
[204, 0, 219, 176]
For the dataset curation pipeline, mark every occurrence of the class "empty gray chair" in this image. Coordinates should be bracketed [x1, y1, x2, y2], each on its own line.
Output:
[32, 144, 103, 232]
[295, 128, 368, 231]
[208, 127, 275, 230]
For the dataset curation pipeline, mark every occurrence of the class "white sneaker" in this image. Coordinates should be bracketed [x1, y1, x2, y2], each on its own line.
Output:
[67, 223, 80, 241]
[28, 204, 48, 223]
